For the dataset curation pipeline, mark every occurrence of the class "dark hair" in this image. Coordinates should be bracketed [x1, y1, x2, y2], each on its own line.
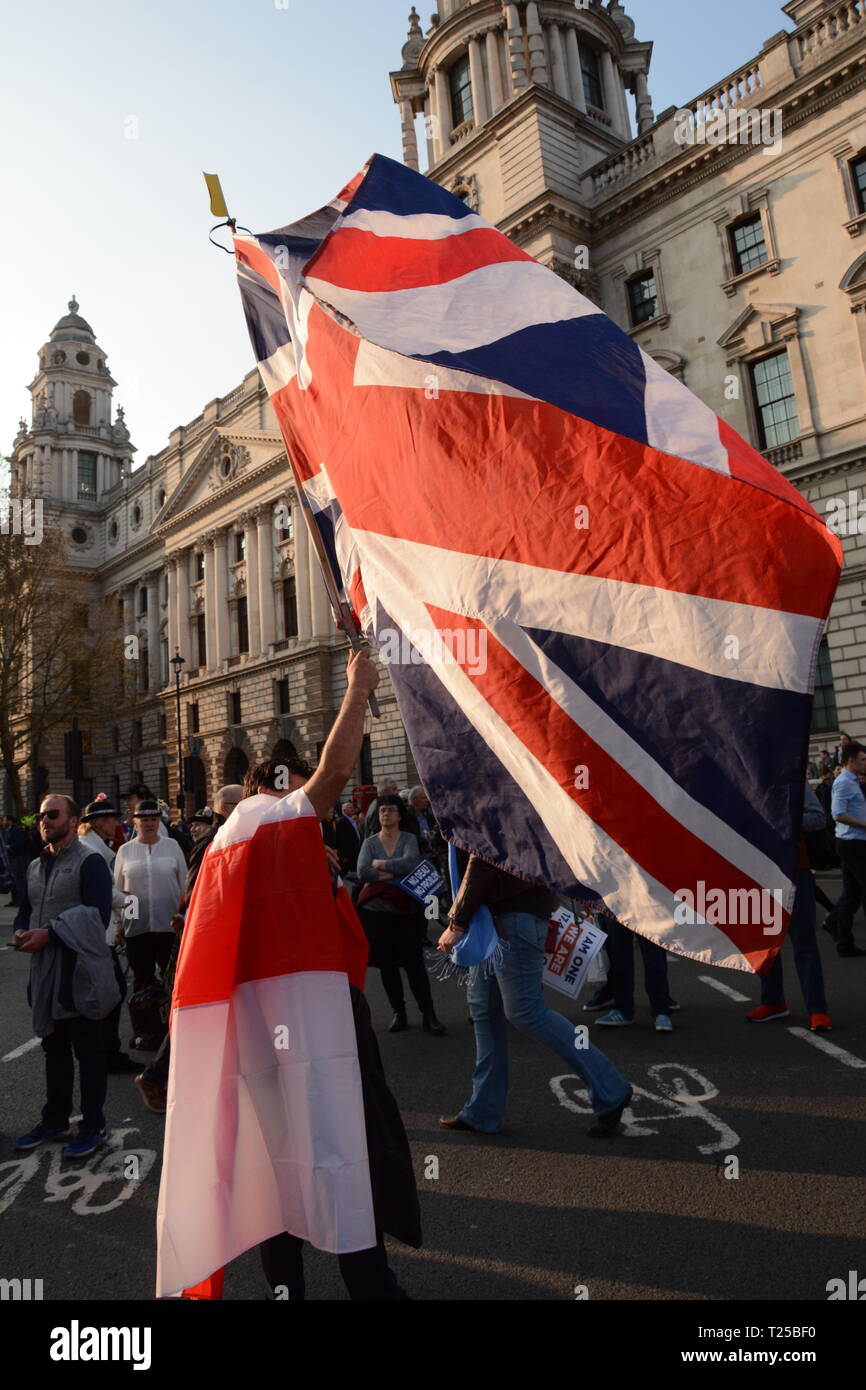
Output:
[377, 795, 403, 810]
[841, 741, 865, 765]
[243, 757, 313, 798]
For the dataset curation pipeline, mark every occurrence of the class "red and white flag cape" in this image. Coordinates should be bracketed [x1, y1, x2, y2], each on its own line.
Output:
[156, 788, 372, 1299]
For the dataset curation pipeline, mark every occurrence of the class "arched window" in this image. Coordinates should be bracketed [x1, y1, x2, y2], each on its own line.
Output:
[73, 390, 92, 426]
[449, 54, 473, 128]
[581, 47, 603, 110]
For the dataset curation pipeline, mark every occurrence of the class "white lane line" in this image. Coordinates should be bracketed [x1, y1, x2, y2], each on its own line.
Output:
[1, 1036, 41, 1062]
[698, 975, 750, 1003]
[786, 1027, 866, 1069]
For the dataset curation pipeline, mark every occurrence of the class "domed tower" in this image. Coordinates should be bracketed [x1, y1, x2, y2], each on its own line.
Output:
[10, 297, 135, 517]
[390, 1, 654, 293]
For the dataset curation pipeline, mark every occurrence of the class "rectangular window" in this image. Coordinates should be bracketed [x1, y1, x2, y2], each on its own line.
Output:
[627, 271, 657, 326]
[188, 702, 200, 734]
[811, 638, 839, 735]
[282, 576, 298, 638]
[133, 719, 143, 751]
[158, 766, 169, 803]
[158, 711, 167, 741]
[77, 451, 97, 498]
[229, 691, 241, 725]
[139, 587, 148, 615]
[852, 156, 866, 215]
[276, 678, 290, 715]
[195, 551, 205, 582]
[196, 613, 206, 667]
[581, 48, 603, 109]
[750, 351, 800, 449]
[730, 215, 768, 276]
[449, 54, 473, 128]
[279, 509, 293, 542]
[237, 596, 249, 654]
[234, 531, 245, 563]
[360, 734, 373, 788]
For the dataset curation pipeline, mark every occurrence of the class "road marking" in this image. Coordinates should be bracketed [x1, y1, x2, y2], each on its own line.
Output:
[2, 1037, 40, 1062]
[698, 975, 750, 1003]
[551, 1063, 740, 1154]
[786, 1027, 866, 1069]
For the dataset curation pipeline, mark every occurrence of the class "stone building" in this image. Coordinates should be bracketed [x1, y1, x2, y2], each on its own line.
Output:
[390, 0, 866, 751]
[6, 306, 416, 813]
[6, 0, 866, 811]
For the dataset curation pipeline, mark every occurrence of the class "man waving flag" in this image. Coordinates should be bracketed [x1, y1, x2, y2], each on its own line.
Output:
[233, 153, 841, 976]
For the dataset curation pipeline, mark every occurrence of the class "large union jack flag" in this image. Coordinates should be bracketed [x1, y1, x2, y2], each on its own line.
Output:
[233, 153, 840, 974]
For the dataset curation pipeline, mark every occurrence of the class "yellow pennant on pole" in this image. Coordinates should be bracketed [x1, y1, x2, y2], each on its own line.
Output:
[203, 172, 229, 221]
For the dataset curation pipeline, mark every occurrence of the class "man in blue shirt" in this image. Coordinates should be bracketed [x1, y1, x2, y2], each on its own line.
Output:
[830, 741, 866, 957]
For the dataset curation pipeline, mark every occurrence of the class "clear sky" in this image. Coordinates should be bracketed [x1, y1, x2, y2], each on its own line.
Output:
[0, 0, 795, 465]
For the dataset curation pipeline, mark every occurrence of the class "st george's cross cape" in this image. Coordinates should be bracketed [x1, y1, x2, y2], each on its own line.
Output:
[155, 788, 371, 1299]
[233, 154, 841, 975]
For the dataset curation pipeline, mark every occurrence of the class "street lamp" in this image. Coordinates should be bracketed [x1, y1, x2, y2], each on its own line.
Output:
[170, 648, 186, 815]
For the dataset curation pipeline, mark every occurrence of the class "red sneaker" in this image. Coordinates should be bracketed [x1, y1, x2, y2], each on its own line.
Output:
[809, 1013, 832, 1032]
[745, 1004, 790, 1023]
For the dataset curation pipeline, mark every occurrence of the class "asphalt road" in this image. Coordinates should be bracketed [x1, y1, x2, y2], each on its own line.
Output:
[1, 883, 865, 1303]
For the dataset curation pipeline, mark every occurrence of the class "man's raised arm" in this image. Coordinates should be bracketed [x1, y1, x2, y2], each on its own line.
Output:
[303, 650, 380, 820]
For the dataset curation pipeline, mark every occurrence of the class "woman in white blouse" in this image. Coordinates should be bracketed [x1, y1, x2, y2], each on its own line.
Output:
[114, 800, 187, 990]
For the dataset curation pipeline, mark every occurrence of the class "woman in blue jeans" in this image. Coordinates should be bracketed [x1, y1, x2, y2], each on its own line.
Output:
[437, 853, 632, 1137]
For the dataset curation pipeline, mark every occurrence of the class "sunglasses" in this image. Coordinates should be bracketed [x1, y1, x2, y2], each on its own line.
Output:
[37, 809, 62, 821]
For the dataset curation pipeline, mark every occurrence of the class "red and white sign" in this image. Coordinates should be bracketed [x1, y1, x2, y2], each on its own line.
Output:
[543, 906, 607, 1000]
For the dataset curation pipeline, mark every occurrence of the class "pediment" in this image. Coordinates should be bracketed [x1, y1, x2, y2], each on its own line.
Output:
[156, 429, 281, 527]
[717, 302, 801, 354]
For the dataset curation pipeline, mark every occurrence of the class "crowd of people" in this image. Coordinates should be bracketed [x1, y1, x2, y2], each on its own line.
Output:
[3, 659, 866, 1295]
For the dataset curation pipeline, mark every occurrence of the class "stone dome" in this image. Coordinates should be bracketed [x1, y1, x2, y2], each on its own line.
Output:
[49, 295, 96, 343]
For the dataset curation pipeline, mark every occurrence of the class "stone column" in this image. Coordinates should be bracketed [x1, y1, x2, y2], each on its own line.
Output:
[213, 529, 229, 666]
[145, 573, 160, 690]
[400, 100, 419, 170]
[635, 69, 655, 134]
[486, 28, 505, 112]
[293, 501, 312, 642]
[468, 35, 489, 125]
[423, 93, 435, 166]
[526, 3, 549, 86]
[203, 534, 217, 670]
[600, 50, 621, 126]
[166, 557, 178, 662]
[433, 67, 452, 160]
[504, 5, 527, 92]
[548, 25, 570, 100]
[242, 513, 261, 658]
[616, 67, 633, 138]
[256, 506, 276, 653]
[565, 26, 587, 112]
[175, 549, 191, 667]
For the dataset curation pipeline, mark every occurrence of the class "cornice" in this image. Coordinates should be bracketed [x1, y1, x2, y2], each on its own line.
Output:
[591, 61, 866, 235]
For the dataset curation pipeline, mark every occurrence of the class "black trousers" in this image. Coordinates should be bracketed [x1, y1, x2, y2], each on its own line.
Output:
[834, 841, 866, 945]
[41, 1016, 107, 1133]
[358, 908, 433, 1014]
[259, 1230, 402, 1300]
[142, 1030, 171, 1087]
[125, 932, 174, 991]
[102, 949, 128, 1060]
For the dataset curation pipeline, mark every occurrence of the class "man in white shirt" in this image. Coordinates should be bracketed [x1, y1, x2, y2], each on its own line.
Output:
[114, 801, 187, 990]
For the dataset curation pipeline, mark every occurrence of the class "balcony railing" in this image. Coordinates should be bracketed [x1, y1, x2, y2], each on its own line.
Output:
[792, 0, 864, 70]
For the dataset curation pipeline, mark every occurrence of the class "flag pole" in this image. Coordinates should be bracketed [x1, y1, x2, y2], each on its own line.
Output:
[290, 479, 381, 719]
[203, 171, 380, 720]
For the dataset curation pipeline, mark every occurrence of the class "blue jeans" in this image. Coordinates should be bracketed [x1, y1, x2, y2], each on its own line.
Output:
[760, 869, 827, 1013]
[460, 912, 629, 1131]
